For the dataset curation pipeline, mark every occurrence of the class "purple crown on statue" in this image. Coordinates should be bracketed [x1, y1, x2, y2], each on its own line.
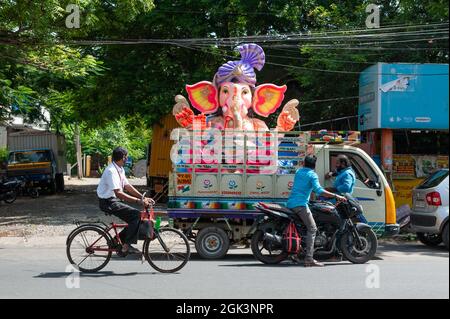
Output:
[213, 43, 266, 87]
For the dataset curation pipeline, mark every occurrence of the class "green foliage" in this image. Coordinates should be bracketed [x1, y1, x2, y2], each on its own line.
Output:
[61, 119, 151, 164]
[1, 0, 448, 133]
[0, 147, 8, 162]
[97, 163, 108, 177]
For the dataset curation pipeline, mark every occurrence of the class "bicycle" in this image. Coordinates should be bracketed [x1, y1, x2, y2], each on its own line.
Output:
[66, 193, 190, 273]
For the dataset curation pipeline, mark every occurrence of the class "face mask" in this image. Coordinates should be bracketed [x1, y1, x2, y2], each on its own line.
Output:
[336, 166, 344, 172]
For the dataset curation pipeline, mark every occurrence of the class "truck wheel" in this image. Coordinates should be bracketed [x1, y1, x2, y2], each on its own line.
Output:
[55, 173, 64, 192]
[195, 227, 230, 259]
[442, 224, 449, 251]
[417, 232, 442, 247]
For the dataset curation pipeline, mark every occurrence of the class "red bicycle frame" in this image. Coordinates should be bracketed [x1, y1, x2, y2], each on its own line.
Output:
[86, 206, 155, 253]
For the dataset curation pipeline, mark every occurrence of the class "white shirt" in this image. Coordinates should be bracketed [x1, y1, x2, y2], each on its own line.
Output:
[97, 162, 130, 199]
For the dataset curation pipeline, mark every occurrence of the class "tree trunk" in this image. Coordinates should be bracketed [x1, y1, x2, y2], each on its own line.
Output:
[75, 124, 83, 179]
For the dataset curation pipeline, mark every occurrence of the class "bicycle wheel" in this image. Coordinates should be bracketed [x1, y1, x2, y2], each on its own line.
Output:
[143, 228, 190, 273]
[66, 226, 112, 273]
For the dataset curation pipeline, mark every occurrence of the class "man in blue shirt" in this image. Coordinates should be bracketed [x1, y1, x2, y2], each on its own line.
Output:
[326, 154, 368, 223]
[325, 155, 355, 195]
[287, 155, 346, 267]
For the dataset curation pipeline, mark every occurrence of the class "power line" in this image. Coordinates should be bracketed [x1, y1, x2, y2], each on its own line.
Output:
[300, 96, 359, 104]
[182, 28, 450, 45]
[178, 43, 449, 76]
[264, 53, 377, 65]
[300, 115, 358, 128]
[5, 21, 444, 47]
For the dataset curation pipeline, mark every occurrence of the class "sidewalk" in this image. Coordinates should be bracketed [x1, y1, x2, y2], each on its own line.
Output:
[0, 176, 163, 241]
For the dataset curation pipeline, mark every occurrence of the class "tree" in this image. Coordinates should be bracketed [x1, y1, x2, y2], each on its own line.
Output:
[0, 0, 154, 125]
[1, 0, 448, 131]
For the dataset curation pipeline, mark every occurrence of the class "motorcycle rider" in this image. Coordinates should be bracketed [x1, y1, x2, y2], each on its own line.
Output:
[287, 154, 346, 267]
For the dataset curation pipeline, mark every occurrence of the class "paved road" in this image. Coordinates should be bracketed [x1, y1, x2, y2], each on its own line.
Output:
[0, 241, 448, 299]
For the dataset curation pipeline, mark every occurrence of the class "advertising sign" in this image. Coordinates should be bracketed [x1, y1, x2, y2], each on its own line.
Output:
[393, 155, 416, 179]
[175, 173, 192, 196]
[359, 63, 449, 131]
[393, 179, 424, 208]
[415, 156, 438, 178]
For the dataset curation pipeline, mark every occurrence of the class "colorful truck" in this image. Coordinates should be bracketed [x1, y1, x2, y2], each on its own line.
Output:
[167, 130, 398, 259]
[149, 43, 399, 259]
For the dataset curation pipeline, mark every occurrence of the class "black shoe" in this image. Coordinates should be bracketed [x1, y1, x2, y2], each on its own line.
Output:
[112, 237, 121, 249]
[125, 245, 141, 255]
[116, 249, 128, 257]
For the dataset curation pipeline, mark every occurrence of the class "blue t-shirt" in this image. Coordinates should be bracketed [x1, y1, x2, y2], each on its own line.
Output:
[333, 167, 356, 195]
[287, 167, 325, 209]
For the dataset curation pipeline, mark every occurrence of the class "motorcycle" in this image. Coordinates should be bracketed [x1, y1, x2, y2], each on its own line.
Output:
[250, 194, 378, 264]
[0, 178, 21, 204]
[15, 177, 40, 198]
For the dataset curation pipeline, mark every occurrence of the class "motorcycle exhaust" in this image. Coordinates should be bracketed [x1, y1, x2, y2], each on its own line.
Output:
[263, 232, 282, 245]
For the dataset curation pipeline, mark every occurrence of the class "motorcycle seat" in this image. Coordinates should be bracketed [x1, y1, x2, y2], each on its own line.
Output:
[258, 203, 294, 215]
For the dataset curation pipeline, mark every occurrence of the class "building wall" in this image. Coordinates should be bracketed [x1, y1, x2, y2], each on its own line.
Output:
[0, 126, 6, 148]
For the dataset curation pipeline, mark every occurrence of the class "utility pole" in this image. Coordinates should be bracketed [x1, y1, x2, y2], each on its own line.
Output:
[75, 124, 83, 179]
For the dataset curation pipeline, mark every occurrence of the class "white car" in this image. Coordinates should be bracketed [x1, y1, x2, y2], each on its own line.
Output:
[411, 169, 449, 250]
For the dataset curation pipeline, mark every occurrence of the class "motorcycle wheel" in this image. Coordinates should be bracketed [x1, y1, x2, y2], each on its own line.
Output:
[251, 230, 288, 264]
[340, 227, 377, 264]
[4, 191, 17, 204]
[29, 188, 39, 199]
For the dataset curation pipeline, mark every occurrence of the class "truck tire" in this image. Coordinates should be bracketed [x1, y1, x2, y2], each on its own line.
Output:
[417, 232, 442, 247]
[195, 227, 230, 259]
[55, 173, 64, 192]
[442, 223, 449, 251]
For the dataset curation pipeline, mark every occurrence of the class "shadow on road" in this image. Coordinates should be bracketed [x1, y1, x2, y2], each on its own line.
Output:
[378, 241, 449, 258]
[218, 261, 358, 268]
[33, 271, 171, 278]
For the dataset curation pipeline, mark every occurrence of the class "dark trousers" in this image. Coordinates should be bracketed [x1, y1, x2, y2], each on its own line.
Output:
[99, 198, 140, 245]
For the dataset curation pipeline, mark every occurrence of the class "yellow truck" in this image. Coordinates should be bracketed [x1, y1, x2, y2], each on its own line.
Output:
[6, 131, 66, 193]
[146, 115, 179, 196]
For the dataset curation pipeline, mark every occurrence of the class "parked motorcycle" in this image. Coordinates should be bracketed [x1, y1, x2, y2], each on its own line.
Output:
[0, 178, 21, 204]
[16, 177, 40, 199]
[251, 194, 378, 264]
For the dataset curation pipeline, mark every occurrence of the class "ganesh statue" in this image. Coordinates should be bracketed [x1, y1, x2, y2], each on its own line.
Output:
[172, 43, 300, 132]
[172, 44, 300, 173]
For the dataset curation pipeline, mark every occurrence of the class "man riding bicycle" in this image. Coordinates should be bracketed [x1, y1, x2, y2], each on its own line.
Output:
[97, 147, 155, 255]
